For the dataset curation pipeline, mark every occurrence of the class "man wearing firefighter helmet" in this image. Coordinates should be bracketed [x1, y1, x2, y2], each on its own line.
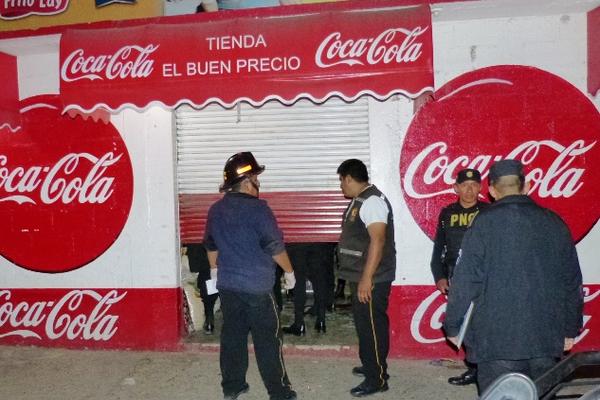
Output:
[204, 152, 298, 400]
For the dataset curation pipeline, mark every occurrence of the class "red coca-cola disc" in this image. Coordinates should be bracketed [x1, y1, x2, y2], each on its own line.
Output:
[0, 100, 133, 273]
[400, 65, 600, 242]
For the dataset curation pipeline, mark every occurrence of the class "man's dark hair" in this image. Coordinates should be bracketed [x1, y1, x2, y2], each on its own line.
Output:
[337, 159, 369, 183]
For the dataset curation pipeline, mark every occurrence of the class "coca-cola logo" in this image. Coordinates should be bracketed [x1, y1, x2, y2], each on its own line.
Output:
[0, 101, 133, 272]
[61, 44, 158, 82]
[411, 287, 600, 345]
[0, 289, 126, 341]
[400, 66, 600, 242]
[315, 27, 427, 68]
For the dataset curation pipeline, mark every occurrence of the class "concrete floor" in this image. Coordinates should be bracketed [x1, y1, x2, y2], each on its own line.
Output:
[0, 345, 478, 400]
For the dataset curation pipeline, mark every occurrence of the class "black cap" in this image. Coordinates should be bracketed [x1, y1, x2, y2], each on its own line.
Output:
[488, 159, 524, 183]
[455, 168, 481, 184]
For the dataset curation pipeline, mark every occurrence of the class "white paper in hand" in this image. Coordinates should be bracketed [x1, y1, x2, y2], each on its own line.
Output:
[456, 301, 474, 349]
[206, 278, 218, 295]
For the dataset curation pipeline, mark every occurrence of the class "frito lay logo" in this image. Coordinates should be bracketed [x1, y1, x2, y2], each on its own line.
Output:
[0, 0, 70, 20]
[0, 101, 133, 273]
[400, 65, 600, 242]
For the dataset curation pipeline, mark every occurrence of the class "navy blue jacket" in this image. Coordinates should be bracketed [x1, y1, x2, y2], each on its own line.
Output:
[444, 195, 583, 362]
[204, 192, 286, 294]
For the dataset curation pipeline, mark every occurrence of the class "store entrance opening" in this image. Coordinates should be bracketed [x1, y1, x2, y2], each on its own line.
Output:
[181, 243, 358, 347]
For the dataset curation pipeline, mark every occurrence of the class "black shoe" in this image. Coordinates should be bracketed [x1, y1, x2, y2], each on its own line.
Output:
[314, 320, 326, 333]
[448, 368, 477, 386]
[224, 383, 249, 400]
[203, 316, 214, 335]
[270, 389, 297, 400]
[282, 323, 306, 336]
[350, 381, 389, 397]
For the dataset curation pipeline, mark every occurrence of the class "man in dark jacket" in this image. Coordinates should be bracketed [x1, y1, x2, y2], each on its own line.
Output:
[444, 159, 583, 394]
[204, 152, 298, 400]
[337, 159, 396, 397]
[430, 168, 488, 385]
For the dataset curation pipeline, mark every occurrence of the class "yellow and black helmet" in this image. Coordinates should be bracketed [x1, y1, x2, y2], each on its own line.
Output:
[219, 152, 265, 192]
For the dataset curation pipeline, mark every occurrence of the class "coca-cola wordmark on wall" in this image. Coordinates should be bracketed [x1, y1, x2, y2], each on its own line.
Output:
[400, 65, 600, 242]
[0, 288, 182, 349]
[0, 289, 125, 342]
[0, 98, 134, 273]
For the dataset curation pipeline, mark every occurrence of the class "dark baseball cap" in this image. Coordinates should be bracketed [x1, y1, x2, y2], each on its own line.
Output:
[488, 159, 524, 182]
[455, 168, 481, 184]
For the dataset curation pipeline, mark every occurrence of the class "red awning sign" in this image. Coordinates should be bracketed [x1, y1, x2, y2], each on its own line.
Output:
[59, 0, 433, 113]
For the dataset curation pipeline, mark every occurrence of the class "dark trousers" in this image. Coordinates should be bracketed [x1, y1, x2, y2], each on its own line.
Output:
[287, 244, 334, 325]
[219, 289, 292, 398]
[197, 275, 218, 318]
[477, 357, 557, 394]
[188, 244, 218, 318]
[350, 281, 392, 387]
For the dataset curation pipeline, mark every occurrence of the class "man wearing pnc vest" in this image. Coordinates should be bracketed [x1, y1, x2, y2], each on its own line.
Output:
[336, 159, 396, 397]
[430, 168, 488, 386]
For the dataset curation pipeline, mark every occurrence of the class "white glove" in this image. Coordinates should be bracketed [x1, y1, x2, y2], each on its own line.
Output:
[210, 268, 218, 280]
[283, 271, 296, 290]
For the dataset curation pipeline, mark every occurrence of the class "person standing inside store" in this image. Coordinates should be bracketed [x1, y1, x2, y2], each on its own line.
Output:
[204, 152, 298, 400]
[186, 244, 219, 334]
[444, 159, 583, 394]
[430, 168, 488, 386]
[336, 159, 396, 397]
[282, 243, 332, 336]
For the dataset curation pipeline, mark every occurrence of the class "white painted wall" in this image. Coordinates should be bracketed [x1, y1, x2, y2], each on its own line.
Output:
[0, 34, 60, 100]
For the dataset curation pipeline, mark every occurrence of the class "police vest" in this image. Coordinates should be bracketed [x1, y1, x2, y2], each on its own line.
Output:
[338, 185, 396, 283]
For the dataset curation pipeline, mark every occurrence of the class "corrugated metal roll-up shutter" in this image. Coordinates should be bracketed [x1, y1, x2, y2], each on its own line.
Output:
[177, 97, 370, 244]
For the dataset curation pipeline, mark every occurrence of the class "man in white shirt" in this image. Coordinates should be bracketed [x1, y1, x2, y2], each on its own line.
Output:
[336, 159, 396, 397]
